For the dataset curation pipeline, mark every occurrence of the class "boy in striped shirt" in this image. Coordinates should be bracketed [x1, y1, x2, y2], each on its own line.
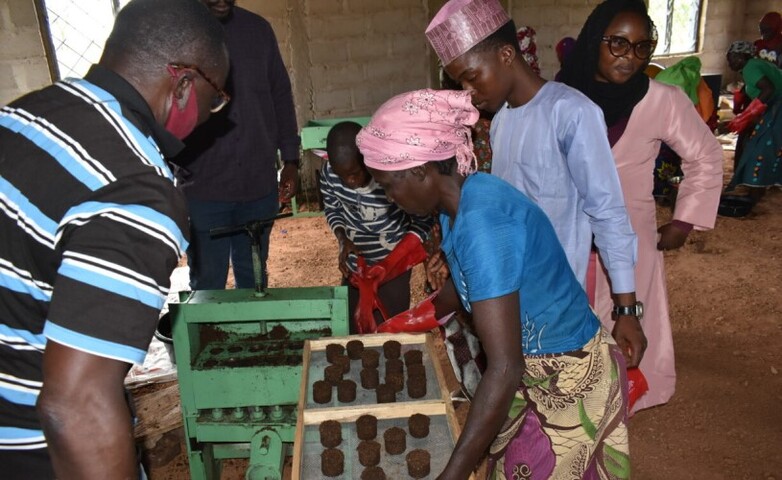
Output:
[321, 122, 433, 333]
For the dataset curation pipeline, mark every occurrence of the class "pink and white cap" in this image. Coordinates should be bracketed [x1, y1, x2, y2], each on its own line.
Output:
[425, 0, 511, 66]
[356, 89, 479, 175]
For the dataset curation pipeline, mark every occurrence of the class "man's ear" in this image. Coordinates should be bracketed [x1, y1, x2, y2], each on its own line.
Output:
[171, 74, 194, 104]
[499, 44, 516, 66]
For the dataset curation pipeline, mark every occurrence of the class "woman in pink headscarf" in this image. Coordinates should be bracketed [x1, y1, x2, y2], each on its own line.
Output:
[358, 88, 632, 479]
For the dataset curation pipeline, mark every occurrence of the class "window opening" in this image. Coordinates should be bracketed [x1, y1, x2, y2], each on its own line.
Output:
[648, 0, 703, 56]
[42, 0, 131, 80]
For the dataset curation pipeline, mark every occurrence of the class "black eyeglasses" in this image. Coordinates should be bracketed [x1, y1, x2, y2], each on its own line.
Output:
[601, 35, 657, 60]
[167, 62, 230, 113]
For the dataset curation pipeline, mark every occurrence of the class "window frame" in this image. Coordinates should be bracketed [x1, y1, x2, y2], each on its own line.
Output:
[38, 0, 125, 81]
[649, 0, 705, 57]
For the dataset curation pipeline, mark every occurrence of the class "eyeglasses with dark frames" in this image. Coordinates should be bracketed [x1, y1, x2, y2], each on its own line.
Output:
[167, 62, 230, 113]
[601, 35, 657, 60]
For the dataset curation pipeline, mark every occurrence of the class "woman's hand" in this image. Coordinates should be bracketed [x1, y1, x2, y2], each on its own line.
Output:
[425, 251, 450, 291]
[657, 222, 690, 251]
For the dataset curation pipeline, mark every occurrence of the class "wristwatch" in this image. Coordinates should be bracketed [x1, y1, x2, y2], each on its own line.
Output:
[611, 301, 644, 321]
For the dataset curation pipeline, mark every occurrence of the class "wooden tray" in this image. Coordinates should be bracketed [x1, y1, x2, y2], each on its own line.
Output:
[292, 333, 467, 479]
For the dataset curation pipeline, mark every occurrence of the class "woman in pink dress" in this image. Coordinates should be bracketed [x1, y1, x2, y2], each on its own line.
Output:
[560, 0, 723, 413]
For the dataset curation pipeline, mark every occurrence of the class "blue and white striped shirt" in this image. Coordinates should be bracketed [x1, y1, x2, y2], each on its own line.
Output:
[320, 162, 432, 269]
[0, 65, 188, 456]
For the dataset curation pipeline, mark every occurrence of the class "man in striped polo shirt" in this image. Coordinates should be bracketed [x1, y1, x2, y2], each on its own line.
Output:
[0, 0, 228, 477]
[321, 122, 433, 334]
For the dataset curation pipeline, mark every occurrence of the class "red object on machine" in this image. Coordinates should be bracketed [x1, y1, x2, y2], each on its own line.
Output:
[375, 292, 439, 333]
[728, 98, 767, 133]
[627, 367, 649, 411]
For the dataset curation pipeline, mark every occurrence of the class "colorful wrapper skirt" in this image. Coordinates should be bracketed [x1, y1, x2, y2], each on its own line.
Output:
[488, 329, 630, 480]
[729, 97, 782, 189]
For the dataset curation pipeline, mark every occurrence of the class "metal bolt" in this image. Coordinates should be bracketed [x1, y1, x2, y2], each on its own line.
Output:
[211, 408, 224, 421]
[270, 405, 284, 421]
[232, 407, 245, 420]
[251, 406, 266, 421]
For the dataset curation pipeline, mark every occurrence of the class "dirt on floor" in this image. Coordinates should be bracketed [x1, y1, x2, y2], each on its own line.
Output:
[147, 150, 782, 479]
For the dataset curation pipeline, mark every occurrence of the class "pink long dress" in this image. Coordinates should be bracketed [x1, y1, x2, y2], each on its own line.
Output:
[594, 80, 723, 413]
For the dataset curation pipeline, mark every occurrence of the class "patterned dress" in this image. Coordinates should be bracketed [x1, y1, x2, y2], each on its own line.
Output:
[595, 81, 723, 413]
[473, 118, 493, 173]
[489, 333, 628, 480]
[728, 58, 782, 189]
[439, 173, 629, 479]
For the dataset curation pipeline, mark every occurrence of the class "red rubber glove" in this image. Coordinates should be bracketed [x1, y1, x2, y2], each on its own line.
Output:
[375, 292, 439, 333]
[728, 98, 767, 133]
[350, 256, 389, 333]
[367, 233, 427, 285]
[732, 88, 747, 115]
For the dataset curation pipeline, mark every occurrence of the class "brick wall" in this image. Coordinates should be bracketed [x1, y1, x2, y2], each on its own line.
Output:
[2, 0, 781, 113]
[312, 0, 428, 119]
[234, 0, 431, 132]
[0, 0, 51, 106]
[509, 0, 597, 80]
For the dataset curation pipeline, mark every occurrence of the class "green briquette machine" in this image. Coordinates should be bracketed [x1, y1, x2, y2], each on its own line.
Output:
[169, 218, 349, 479]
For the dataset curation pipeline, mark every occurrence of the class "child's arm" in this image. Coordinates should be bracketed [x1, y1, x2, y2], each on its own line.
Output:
[407, 212, 435, 243]
[334, 227, 360, 278]
[319, 165, 356, 277]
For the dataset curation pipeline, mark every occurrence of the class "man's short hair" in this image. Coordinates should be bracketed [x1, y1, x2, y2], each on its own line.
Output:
[471, 20, 521, 56]
[102, 0, 227, 76]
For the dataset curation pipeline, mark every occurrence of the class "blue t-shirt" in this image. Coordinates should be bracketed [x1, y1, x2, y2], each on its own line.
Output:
[439, 173, 599, 355]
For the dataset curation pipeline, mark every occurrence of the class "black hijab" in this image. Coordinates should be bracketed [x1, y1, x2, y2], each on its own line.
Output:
[559, 0, 655, 128]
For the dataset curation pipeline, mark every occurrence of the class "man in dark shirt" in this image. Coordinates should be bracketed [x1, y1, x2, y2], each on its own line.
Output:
[0, 1, 228, 478]
[178, 0, 301, 290]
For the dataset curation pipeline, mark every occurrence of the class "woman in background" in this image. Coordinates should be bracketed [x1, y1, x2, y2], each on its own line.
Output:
[560, 0, 723, 413]
[754, 12, 782, 67]
[554, 36, 576, 81]
[725, 40, 782, 203]
[650, 56, 718, 199]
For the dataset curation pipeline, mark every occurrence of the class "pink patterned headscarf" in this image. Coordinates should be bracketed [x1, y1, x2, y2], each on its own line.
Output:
[516, 26, 540, 75]
[426, 0, 511, 66]
[356, 89, 479, 175]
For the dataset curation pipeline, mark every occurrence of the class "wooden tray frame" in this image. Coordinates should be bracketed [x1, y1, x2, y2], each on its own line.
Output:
[292, 332, 468, 479]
